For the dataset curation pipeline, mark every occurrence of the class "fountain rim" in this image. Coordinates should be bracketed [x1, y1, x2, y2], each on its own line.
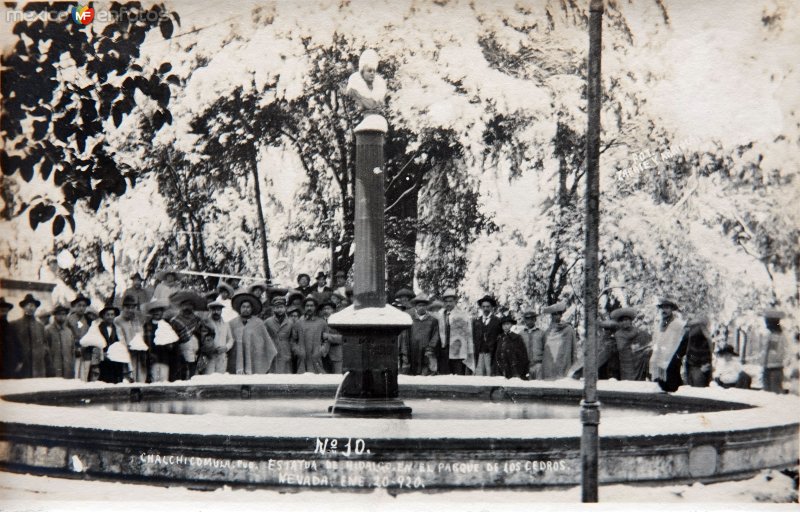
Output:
[1, 375, 797, 441]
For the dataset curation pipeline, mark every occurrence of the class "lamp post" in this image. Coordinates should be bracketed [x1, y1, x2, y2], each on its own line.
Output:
[582, 0, 604, 503]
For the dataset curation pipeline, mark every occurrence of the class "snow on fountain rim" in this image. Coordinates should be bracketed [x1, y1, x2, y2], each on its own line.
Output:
[0, 375, 797, 441]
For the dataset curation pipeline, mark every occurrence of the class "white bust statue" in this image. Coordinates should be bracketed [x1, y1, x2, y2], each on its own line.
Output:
[346, 49, 387, 113]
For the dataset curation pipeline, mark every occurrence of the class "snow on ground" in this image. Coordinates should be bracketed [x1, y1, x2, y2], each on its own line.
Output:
[1, 375, 797, 440]
[0, 468, 795, 510]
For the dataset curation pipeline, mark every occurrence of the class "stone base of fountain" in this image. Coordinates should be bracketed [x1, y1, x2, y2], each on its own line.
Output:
[328, 305, 412, 417]
[1, 376, 797, 490]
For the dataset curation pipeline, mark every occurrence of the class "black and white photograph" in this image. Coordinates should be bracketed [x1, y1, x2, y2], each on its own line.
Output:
[0, 1, 798, 510]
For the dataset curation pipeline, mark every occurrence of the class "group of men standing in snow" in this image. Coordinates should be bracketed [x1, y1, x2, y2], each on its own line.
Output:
[0, 269, 351, 383]
[0, 270, 792, 395]
[392, 290, 791, 394]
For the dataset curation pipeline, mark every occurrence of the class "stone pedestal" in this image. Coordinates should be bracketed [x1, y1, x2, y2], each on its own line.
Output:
[327, 117, 412, 417]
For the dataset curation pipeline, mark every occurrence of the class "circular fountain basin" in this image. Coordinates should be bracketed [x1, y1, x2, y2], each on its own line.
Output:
[0, 375, 797, 490]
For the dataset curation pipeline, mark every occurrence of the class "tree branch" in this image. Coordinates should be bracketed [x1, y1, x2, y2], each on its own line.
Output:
[385, 184, 418, 214]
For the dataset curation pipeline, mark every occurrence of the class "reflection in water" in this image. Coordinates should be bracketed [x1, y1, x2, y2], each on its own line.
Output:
[81, 398, 669, 420]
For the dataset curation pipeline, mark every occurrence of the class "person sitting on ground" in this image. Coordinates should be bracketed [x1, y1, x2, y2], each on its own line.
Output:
[713, 344, 751, 389]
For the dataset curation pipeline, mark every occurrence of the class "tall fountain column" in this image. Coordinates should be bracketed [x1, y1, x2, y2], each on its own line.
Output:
[328, 50, 412, 417]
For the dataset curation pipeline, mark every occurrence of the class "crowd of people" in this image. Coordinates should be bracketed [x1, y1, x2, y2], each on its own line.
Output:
[0, 269, 793, 395]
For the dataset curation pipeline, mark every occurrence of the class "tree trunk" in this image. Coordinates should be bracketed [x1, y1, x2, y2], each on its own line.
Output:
[250, 151, 271, 280]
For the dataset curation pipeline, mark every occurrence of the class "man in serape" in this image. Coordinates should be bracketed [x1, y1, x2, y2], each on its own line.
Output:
[44, 304, 75, 379]
[494, 315, 529, 380]
[290, 296, 330, 374]
[115, 295, 148, 383]
[537, 302, 578, 380]
[169, 291, 205, 380]
[404, 294, 440, 376]
[610, 307, 651, 381]
[436, 289, 472, 375]
[201, 299, 234, 374]
[79, 303, 129, 384]
[10, 294, 47, 378]
[264, 295, 294, 374]
[142, 300, 178, 382]
[228, 289, 277, 375]
[649, 297, 686, 392]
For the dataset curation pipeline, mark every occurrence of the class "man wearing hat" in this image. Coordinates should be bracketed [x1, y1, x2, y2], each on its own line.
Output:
[610, 307, 651, 381]
[153, 269, 180, 301]
[215, 281, 238, 323]
[649, 297, 686, 392]
[538, 302, 578, 380]
[264, 296, 293, 374]
[678, 315, 713, 388]
[437, 289, 473, 375]
[472, 295, 502, 376]
[247, 281, 272, 321]
[67, 294, 92, 342]
[0, 297, 18, 378]
[311, 272, 332, 303]
[762, 309, 787, 393]
[318, 300, 344, 374]
[169, 291, 206, 380]
[9, 294, 47, 378]
[44, 304, 76, 379]
[290, 296, 330, 373]
[494, 315, 529, 379]
[228, 290, 277, 375]
[296, 273, 313, 297]
[403, 294, 440, 376]
[142, 300, 178, 382]
[91, 303, 129, 383]
[202, 300, 234, 374]
[713, 344, 751, 389]
[115, 295, 147, 383]
[122, 273, 152, 310]
[518, 311, 544, 379]
[332, 269, 348, 298]
[394, 288, 414, 312]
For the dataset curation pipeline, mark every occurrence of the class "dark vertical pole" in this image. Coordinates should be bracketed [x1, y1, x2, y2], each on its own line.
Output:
[582, 0, 603, 503]
[353, 131, 387, 309]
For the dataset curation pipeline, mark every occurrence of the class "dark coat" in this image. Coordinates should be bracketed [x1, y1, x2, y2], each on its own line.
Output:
[407, 314, 440, 376]
[10, 316, 47, 378]
[45, 322, 76, 379]
[472, 316, 502, 355]
[494, 331, 529, 379]
[1, 317, 19, 378]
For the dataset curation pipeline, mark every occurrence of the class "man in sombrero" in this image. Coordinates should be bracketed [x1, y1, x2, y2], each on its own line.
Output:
[169, 290, 206, 380]
[228, 289, 277, 375]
